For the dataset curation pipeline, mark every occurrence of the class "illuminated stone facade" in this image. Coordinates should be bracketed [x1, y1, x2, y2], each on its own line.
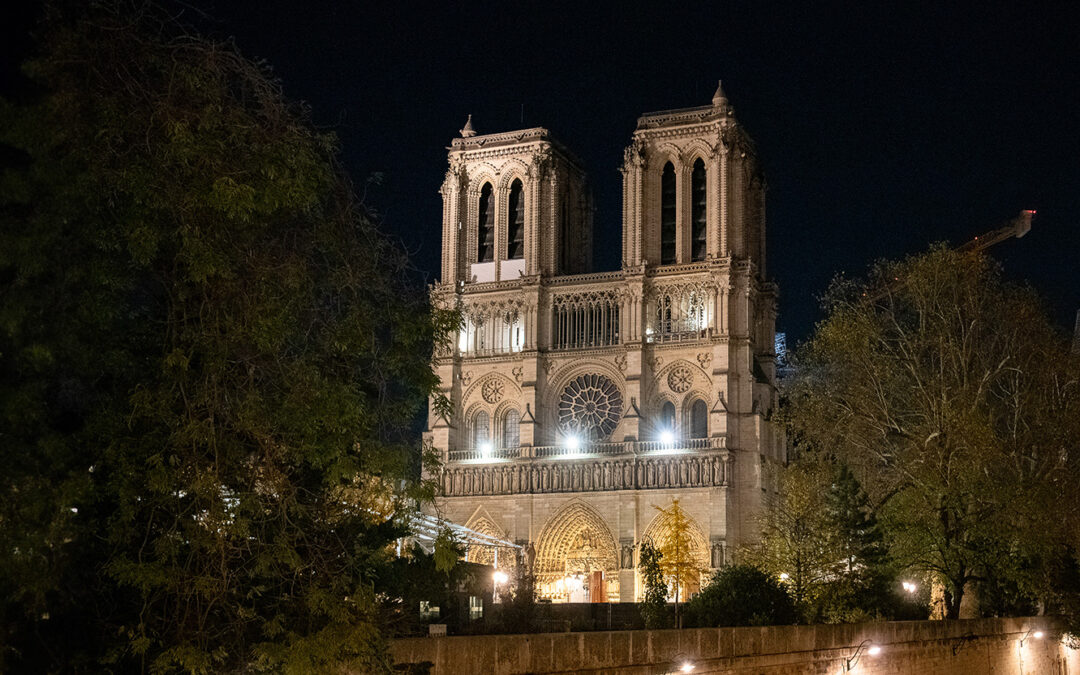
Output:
[425, 84, 783, 602]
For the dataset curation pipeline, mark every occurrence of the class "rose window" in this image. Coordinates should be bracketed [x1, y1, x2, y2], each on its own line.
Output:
[667, 366, 693, 393]
[557, 373, 623, 440]
[481, 378, 504, 403]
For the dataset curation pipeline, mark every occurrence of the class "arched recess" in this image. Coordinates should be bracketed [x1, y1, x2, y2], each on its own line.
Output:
[534, 501, 620, 601]
[688, 398, 708, 439]
[660, 162, 676, 265]
[641, 504, 710, 597]
[464, 513, 516, 571]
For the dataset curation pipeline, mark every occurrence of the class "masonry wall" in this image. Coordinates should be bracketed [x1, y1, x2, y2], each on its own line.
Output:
[387, 617, 1079, 674]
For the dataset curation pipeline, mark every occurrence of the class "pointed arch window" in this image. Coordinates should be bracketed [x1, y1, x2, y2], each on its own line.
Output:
[477, 183, 494, 262]
[473, 411, 490, 450]
[503, 409, 520, 449]
[690, 399, 708, 439]
[691, 159, 707, 261]
[507, 179, 524, 260]
[659, 401, 676, 434]
[660, 163, 676, 264]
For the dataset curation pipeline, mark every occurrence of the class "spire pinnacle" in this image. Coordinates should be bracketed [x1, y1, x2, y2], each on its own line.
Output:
[459, 114, 476, 138]
[711, 80, 728, 109]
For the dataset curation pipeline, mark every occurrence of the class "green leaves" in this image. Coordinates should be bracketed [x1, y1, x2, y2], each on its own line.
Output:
[0, 3, 446, 672]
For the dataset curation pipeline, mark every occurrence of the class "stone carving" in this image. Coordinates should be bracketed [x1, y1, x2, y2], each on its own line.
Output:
[697, 352, 712, 369]
[650, 356, 663, 373]
[481, 378, 504, 403]
[557, 374, 623, 440]
[512, 366, 524, 382]
[461, 371, 473, 387]
[667, 366, 693, 393]
[620, 541, 635, 569]
[710, 540, 727, 568]
[614, 353, 627, 372]
[543, 359, 556, 376]
[440, 451, 731, 497]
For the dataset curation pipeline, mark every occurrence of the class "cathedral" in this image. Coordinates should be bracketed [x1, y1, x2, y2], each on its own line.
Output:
[424, 83, 783, 603]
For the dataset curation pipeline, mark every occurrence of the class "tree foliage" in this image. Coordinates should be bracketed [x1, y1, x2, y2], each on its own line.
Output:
[683, 564, 796, 628]
[0, 2, 453, 672]
[784, 246, 1080, 620]
[637, 540, 668, 629]
[654, 499, 703, 625]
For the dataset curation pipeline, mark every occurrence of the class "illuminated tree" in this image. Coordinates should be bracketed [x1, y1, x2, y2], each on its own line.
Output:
[785, 246, 1080, 619]
[655, 499, 705, 627]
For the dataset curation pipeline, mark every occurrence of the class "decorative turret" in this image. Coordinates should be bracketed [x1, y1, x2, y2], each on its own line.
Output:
[459, 114, 476, 138]
[711, 79, 728, 110]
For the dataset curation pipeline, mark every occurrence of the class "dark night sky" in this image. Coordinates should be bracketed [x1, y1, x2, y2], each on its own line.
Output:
[5, 1, 1079, 344]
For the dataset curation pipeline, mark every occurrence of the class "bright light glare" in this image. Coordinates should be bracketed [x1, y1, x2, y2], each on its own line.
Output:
[480, 441, 493, 457]
[493, 571, 509, 584]
[565, 435, 581, 452]
[779, 573, 790, 581]
[680, 663, 695, 673]
[867, 645, 882, 656]
[1033, 630, 1044, 639]
[902, 581, 917, 593]
[660, 430, 675, 445]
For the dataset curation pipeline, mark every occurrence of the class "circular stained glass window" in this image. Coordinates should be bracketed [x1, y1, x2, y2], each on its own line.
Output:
[557, 373, 623, 440]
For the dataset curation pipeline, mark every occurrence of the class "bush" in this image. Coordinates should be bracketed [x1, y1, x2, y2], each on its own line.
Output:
[684, 564, 797, 627]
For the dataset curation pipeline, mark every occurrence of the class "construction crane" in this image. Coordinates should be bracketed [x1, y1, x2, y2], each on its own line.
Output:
[863, 210, 1036, 302]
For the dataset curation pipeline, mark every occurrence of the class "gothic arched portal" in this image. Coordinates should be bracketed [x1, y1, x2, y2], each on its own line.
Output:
[534, 501, 619, 601]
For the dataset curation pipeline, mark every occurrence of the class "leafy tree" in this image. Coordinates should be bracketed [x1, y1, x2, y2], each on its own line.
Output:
[654, 499, 703, 627]
[0, 2, 454, 672]
[684, 564, 796, 627]
[784, 246, 1080, 619]
[742, 461, 835, 614]
[637, 540, 668, 629]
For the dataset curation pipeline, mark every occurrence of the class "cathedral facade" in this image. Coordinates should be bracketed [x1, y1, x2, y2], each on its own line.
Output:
[424, 84, 783, 603]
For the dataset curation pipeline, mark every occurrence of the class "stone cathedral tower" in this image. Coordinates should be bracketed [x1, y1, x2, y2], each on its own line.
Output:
[425, 83, 782, 603]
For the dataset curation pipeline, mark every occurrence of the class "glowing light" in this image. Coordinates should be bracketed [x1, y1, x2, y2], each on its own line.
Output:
[493, 571, 509, 585]
[660, 430, 675, 446]
[867, 645, 882, 656]
[1033, 630, 1044, 639]
[680, 662, 695, 673]
[779, 572, 790, 581]
[480, 441, 493, 457]
[902, 581, 917, 593]
[565, 435, 581, 453]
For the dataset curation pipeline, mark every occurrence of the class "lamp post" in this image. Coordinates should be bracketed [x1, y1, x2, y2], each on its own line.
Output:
[843, 640, 881, 672]
[493, 570, 508, 603]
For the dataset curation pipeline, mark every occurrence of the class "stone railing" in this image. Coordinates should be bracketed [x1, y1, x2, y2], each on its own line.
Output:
[447, 436, 723, 463]
[440, 448, 731, 497]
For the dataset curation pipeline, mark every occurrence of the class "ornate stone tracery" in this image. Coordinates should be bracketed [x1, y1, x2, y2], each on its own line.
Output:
[557, 373, 623, 440]
[534, 502, 619, 599]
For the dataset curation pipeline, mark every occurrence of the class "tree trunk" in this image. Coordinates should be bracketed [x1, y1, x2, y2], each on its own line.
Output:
[943, 582, 964, 620]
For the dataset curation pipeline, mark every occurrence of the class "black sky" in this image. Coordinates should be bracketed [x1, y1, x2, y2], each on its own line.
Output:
[5, 1, 1079, 343]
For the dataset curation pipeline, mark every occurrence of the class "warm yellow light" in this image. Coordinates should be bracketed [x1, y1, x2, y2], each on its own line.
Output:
[1033, 630, 1044, 639]
[867, 645, 882, 656]
[680, 663, 695, 673]
[493, 570, 508, 584]
[779, 573, 789, 581]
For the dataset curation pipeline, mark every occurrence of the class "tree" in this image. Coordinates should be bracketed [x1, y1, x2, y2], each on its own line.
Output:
[0, 3, 454, 671]
[637, 540, 668, 629]
[683, 564, 796, 628]
[784, 246, 1080, 619]
[742, 461, 835, 614]
[654, 499, 704, 627]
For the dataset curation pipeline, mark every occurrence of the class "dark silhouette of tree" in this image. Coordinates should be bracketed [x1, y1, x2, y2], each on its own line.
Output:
[684, 564, 796, 627]
[637, 539, 669, 629]
[0, 2, 454, 671]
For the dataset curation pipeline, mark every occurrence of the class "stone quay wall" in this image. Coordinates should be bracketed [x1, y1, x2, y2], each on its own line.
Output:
[388, 616, 1079, 674]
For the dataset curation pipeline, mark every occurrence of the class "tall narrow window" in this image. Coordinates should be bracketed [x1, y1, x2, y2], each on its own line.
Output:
[690, 399, 708, 439]
[507, 179, 524, 260]
[691, 159, 707, 261]
[503, 410, 520, 449]
[659, 401, 676, 433]
[477, 183, 494, 262]
[559, 189, 571, 273]
[473, 411, 490, 450]
[661, 163, 676, 264]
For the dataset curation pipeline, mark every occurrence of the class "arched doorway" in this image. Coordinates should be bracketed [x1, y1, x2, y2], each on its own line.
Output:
[534, 502, 619, 602]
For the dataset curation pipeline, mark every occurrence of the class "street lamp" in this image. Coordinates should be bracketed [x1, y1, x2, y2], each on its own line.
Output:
[659, 429, 675, 446]
[493, 570, 509, 603]
[844, 640, 881, 671]
[480, 441, 493, 458]
[564, 435, 581, 454]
